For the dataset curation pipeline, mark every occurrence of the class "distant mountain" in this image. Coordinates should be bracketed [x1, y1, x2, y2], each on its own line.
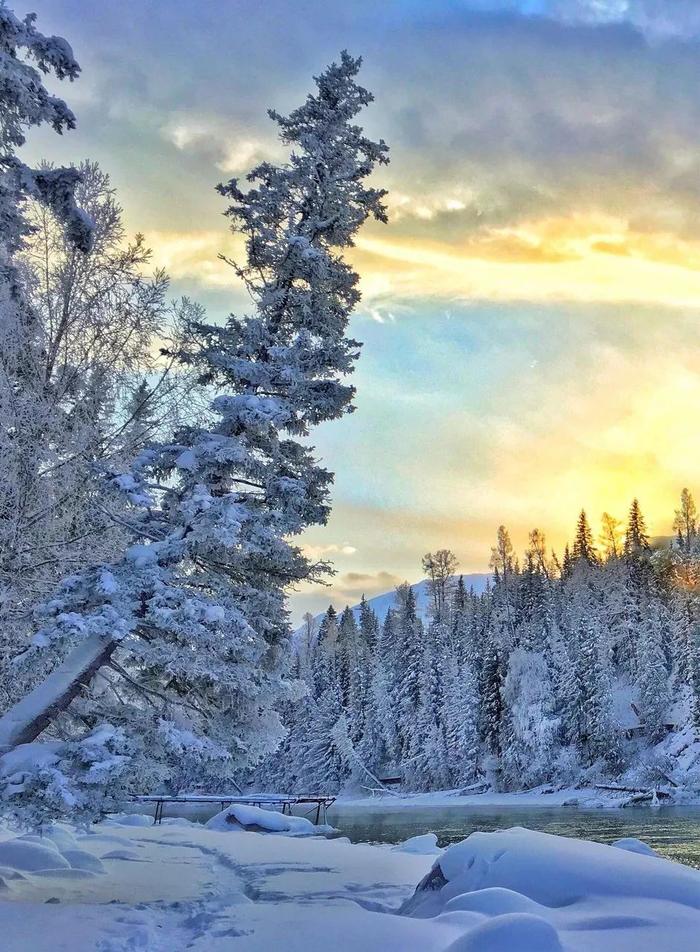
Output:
[296, 573, 490, 634]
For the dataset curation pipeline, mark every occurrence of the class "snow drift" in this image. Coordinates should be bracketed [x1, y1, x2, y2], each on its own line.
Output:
[402, 827, 700, 951]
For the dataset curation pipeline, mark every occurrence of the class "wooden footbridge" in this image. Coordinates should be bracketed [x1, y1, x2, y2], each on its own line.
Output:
[131, 793, 336, 826]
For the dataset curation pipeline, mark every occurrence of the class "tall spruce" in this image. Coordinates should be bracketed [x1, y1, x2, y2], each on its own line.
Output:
[572, 510, 598, 566]
[625, 498, 651, 555]
[0, 52, 388, 823]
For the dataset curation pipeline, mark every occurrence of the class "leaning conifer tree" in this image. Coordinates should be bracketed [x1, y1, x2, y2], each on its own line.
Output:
[0, 51, 388, 822]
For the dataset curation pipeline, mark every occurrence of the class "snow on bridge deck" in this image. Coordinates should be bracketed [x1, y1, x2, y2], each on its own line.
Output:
[131, 793, 336, 825]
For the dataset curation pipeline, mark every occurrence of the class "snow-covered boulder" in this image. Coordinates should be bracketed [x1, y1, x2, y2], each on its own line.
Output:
[392, 832, 442, 855]
[205, 803, 336, 837]
[402, 827, 700, 950]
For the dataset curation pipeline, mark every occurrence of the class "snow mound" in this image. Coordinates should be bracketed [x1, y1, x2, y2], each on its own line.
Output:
[0, 840, 70, 872]
[0, 742, 63, 779]
[444, 886, 543, 916]
[15, 833, 61, 851]
[612, 837, 659, 857]
[403, 827, 700, 950]
[392, 833, 442, 855]
[61, 848, 105, 873]
[100, 848, 145, 861]
[40, 823, 79, 853]
[431, 827, 700, 909]
[445, 912, 563, 952]
[31, 867, 99, 880]
[103, 813, 154, 827]
[205, 803, 335, 837]
[0, 828, 107, 879]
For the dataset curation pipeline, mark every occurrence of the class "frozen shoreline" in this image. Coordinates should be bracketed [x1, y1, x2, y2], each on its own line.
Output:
[333, 784, 700, 811]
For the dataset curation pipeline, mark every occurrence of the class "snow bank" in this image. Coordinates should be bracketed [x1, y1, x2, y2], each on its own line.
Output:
[403, 827, 700, 951]
[205, 802, 336, 837]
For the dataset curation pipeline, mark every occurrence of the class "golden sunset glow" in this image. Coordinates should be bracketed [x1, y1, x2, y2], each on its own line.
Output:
[146, 214, 700, 309]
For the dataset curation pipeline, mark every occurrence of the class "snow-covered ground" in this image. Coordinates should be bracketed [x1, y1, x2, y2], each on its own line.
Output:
[0, 814, 699, 950]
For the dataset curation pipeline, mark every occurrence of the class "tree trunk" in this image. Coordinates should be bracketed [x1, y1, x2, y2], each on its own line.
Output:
[0, 634, 117, 753]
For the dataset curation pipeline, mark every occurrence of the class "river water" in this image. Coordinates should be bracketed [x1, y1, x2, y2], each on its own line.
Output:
[327, 803, 700, 869]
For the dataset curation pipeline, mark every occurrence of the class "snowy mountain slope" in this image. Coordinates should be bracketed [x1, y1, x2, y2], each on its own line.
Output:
[297, 573, 490, 632]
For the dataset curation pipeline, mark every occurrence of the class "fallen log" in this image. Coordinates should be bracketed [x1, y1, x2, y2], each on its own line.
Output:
[594, 784, 671, 796]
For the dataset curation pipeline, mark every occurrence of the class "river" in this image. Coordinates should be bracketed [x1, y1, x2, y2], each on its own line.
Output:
[327, 803, 700, 869]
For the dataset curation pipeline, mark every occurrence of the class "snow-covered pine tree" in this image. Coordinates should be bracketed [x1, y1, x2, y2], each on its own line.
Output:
[481, 638, 503, 758]
[441, 648, 480, 787]
[358, 594, 379, 651]
[362, 645, 399, 776]
[548, 616, 580, 746]
[623, 498, 655, 598]
[0, 5, 92, 263]
[293, 684, 346, 793]
[579, 609, 621, 768]
[393, 584, 424, 759]
[318, 605, 339, 644]
[572, 510, 598, 566]
[637, 602, 671, 741]
[500, 647, 559, 789]
[518, 534, 551, 653]
[312, 605, 340, 696]
[377, 604, 398, 678]
[0, 51, 388, 823]
[625, 498, 651, 556]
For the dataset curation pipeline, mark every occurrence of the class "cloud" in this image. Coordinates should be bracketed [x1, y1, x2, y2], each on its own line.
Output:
[373, 12, 700, 248]
[352, 224, 700, 307]
[161, 114, 281, 175]
[289, 569, 405, 622]
[302, 543, 358, 559]
[34, 1, 700, 309]
[143, 229, 242, 288]
[548, 1, 700, 38]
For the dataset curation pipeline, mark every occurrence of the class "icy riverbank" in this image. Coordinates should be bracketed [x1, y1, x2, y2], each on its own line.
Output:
[0, 817, 699, 950]
[334, 782, 700, 810]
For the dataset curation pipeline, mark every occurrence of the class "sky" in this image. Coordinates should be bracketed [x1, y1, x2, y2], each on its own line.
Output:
[21, 0, 700, 619]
